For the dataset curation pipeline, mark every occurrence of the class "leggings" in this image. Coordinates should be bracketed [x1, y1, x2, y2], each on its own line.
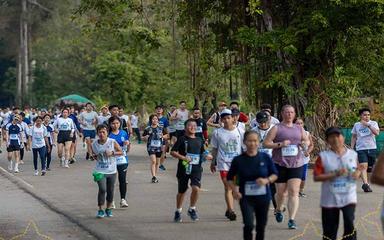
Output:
[117, 164, 129, 199]
[20, 147, 24, 160]
[240, 197, 270, 240]
[46, 142, 53, 169]
[322, 204, 356, 240]
[97, 173, 116, 206]
[270, 183, 277, 210]
[32, 146, 47, 171]
[133, 128, 141, 142]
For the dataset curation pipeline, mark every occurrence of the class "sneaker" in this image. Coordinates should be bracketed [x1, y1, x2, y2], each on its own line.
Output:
[225, 210, 237, 221]
[299, 192, 307, 198]
[362, 183, 373, 193]
[111, 201, 116, 209]
[20, 160, 24, 165]
[8, 161, 13, 171]
[14, 163, 19, 173]
[96, 210, 105, 218]
[105, 208, 113, 217]
[152, 176, 159, 183]
[61, 158, 65, 167]
[120, 199, 128, 208]
[47, 168, 51, 171]
[64, 160, 70, 168]
[41, 170, 46, 176]
[159, 164, 166, 171]
[275, 211, 284, 223]
[34, 170, 39, 176]
[69, 158, 76, 164]
[174, 211, 182, 223]
[187, 208, 199, 221]
[288, 219, 297, 229]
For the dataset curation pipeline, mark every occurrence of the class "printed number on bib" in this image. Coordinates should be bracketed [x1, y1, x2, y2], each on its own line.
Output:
[331, 178, 351, 194]
[282, 145, 299, 157]
[9, 134, 18, 140]
[150, 140, 162, 148]
[359, 127, 371, 137]
[187, 153, 200, 165]
[196, 126, 203, 133]
[244, 181, 267, 196]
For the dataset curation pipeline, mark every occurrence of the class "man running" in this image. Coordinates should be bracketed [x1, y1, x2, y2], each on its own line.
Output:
[264, 105, 310, 229]
[351, 107, 379, 193]
[210, 109, 244, 221]
[118, 107, 132, 135]
[154, 105, 170, 171]
[230, 101, 249, 124]
[79, 102, 98, 160]
[232, 109, 246, 132]
[207, 101, 227, 128]
[98, 106, 110, 125]
[250, 103, 280, 128]
[130, 111, 141, 144]
[191, 107, 208, 145]
[171, 101, 189, 141]
[104, 105, 129, 133]
[168, 105, 178, 146]
[68, 108, 81, 164]
[171, 119, 212, 222]
[5, 115, 23, 173]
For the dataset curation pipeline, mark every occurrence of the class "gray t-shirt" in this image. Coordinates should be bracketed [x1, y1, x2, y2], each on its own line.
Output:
[79, 111, 98, 130]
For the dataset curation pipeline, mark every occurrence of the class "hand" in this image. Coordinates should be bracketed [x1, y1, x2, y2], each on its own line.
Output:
[337, 168, 348, 176]
[256, 178, 269, 186]
[360, 121, 369, 127]
[282, 140, 291, 147]
[233, 191, 242, 200]
[47, 146, 51, 153]
[210, 163, 216, 173]
[205, 154, 213, 161]
[105, 150, 113, 157]
[184, 156, 192, 162]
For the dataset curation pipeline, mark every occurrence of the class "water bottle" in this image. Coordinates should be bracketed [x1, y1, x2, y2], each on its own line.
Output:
[186, 163, 192, 175]
[201, 150, 210, 163]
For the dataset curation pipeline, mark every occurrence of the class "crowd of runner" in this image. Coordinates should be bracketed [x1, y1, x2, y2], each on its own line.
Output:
[0, 101, 382, 240]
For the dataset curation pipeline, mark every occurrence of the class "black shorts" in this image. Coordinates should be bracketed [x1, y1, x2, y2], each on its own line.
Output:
[57, 131, 72, 144]
[177, 164, 202, 193]
[275, 164, 304, 183]
[7, 144, 20, 152]
[176, 130, 185, 139]
[148, 151, 162, 158]
[170, 131, 177, 139]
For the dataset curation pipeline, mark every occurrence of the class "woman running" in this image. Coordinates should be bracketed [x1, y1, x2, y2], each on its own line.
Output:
[28, 116, 50, 176]
[43, 114, 55, 171]
[91, 124, 123, 218]
[53, 108, 75, 168]
[108, 116, 130, 208]
[143, 114, 168, 183]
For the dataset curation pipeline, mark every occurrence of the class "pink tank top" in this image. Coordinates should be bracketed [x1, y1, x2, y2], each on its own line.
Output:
[272, 123, 304, 168]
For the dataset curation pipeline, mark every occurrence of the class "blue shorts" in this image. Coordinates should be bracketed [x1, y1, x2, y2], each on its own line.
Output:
[357, 149, 377, 164]
[83, 130, 96, 139]
[301, 164, 308, 181]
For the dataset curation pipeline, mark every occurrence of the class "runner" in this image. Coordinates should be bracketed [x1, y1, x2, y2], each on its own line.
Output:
[130, 111, 141, 144]
[68, 108, 81, 164]
[314, 127, 361, 240]
[232, 108, 246, 132]
[5, 115, 23, 173]
[118, 107, 132, 135]
[43, 114, 55, 171]
[54, 108, 75, 168]
[168, 105, 178, 146]
[142, 114, 168, 183]
[294, 118, 314, 197]
[18, 112, 30, 165]
[153, 105, 170, 170]
[27, 116, 50, 176]
[171, 101, 189, 141]
[97, 106, 110, 125]
[207, 101, 227, 128]
[351, 107, 380, 193]
[91, 124, 123, 218]
[263, 105, 309, 229]
[108, 116, 130, 208]
[171, 119, 212, 222]
[230, 101, 249, 124]
[210, 109, 244, 221]
[79, 103, 98, 161]
[191, 107, 208, 145]
[104, 105, 129, 132]
[227, 130, 278, 240]
[250, 103, 280, 128]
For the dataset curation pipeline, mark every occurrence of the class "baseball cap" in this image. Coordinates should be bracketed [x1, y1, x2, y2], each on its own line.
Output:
[231, 108, 240, 116]
[325, 127, 342, 139]
[220, 109, 232, 118]
[256, 111, 269, 123]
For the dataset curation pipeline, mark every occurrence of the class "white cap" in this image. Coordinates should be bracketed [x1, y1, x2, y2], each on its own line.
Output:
[220, 109, 232, 118]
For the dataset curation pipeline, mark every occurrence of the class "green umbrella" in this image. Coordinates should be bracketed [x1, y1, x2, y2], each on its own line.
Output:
[59, 94, 93, 104]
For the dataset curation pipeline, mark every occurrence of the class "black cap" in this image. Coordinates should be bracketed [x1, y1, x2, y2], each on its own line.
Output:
[231, 108, 240, 116]
[325, 127, 342, 139]
[256, 111, 269, 123]
[155, 105, 163, 109]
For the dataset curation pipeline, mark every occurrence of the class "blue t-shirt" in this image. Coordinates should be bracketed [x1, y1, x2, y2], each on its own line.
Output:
[6, 123, 23, 146]
[109, 130, 129, 165]
[227, 152, 278, 200]
[147, 116, 169, 129]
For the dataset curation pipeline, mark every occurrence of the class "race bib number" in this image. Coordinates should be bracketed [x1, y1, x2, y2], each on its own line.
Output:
[282, 145, 299, 157]
[10, 134, 19, 140]
[60, 124, 69, 130]
[331, 178, 352, 194]
[116, 156, 127, 165]
[187, 153, 200, 165]
[244, 181, 267, 196]
[196, 126, 203, 133]
[150, 140, 162, 148]
[97, 160, 110, 169]
[359, 127, 371, 137]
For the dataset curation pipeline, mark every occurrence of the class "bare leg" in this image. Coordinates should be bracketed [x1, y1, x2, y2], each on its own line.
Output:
[276, 183, 288, 212]
[176, 192, 186, 209]
[190, 186, 200, 207]
[222, 179, 234, 211]
[360, 163, 369, 184]
[150, 155, 157, 177]
[287, 178, 301, 220]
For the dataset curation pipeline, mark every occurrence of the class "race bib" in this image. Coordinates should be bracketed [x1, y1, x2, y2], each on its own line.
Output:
[97, 160, 110, 169]
[282, 145, 299, 157]
[9, 134, 19, 140]
[359, 127, 371, 137]
[330, 178, 352, 194]
[196, 126, 203, 133]
[187, 153, 200, 165]
[116, 155, 127, 165]
[60, 124, 69, 130]
[150, 140, 162, 148]
[258, 148, 270, 154]
[244, 181, 267, 196]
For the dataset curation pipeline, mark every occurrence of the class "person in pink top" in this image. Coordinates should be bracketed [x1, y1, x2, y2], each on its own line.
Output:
[264, 105, 310, 229]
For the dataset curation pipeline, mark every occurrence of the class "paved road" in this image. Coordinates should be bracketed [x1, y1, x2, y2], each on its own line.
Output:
[0, 142, 383, 240]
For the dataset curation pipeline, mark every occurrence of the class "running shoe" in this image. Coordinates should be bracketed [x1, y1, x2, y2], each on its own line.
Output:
[20, 160, 24, 165]
[120, 199, 128, 208]
[96, 210, 105, 218]
[174, 211, 182, 223]
[152, 176, 159, 183]
[299, 192, 307, 198]
[159, 164, 166, 171]
[14, 164, 19, 173]
[8, 161, 13, 171]
[225, 210, 237, 221]
[64, 160, 70, 168]
[288, 219, 297, 229]
[275, 211, 284, 223]
[47, 168, 51, 171]
[111, 201, 116, 209]
[41, 170, 46, 176]
[187, 208, 199, 221]
[34, 170, 39, 176]
[105, 208, 113, 217]
[362, 183, 373, 193]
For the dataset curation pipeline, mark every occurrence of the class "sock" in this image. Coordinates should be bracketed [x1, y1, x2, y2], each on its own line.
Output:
[189, 206, 196, 210]
[176, 208, 182, 213]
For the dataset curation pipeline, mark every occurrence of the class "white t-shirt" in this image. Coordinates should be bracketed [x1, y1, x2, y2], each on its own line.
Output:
[92, 138, 117, 174]
[236, 122, 246, 133]
[20, 121, 29, 144]
[175, 109, 189, 130]
[250, 116, 280, 128]
[120, 115, 129, 124]
[351, 120, 379, 151]
[79, 111, 98, 130]
[130, 114, 138, 128]
[211, 127, 244, 171]
[251, 126, 273, 157]
[97, 114, 110, 125]
[53, 117, 75, 132]
[28, 125, 49, 149]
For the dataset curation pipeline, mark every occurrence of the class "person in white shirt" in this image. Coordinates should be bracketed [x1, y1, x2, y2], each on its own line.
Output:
[130, 111, 141, 143]
[118, 107, 132, 135]
[231, 109, 246, 132]
[210, 109, 244, 221]
[79, 103, 99, 160]
[250, 103, 280, 128]
[98, 106, 110, 125]
[53, 108, 75, 168]
[171, 101, 189, 140]
[351, 108, 380, 193]
[27, 116, 50, 176]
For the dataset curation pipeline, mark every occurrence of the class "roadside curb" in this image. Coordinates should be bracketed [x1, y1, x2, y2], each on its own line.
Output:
[0, 166, 106, 240]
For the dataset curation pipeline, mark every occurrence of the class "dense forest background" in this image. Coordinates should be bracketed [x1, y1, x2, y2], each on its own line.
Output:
[1, 0, 384, 134]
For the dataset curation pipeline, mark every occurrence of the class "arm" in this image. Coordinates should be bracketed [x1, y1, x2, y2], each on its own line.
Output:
[307, 133, 314, 154]
[108, 141, 123, 157]
[350, 134, 357, 149]
[313, 156, 338, 182]
[368, 122, 380, 136]
[301, 127, 310, 148]
[371, 152, 384, 185]
[227, 159, 241, 200]
[263, 126, 290, 149]
[210, 148, 218, 173]
[207, 113, 220, 128]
